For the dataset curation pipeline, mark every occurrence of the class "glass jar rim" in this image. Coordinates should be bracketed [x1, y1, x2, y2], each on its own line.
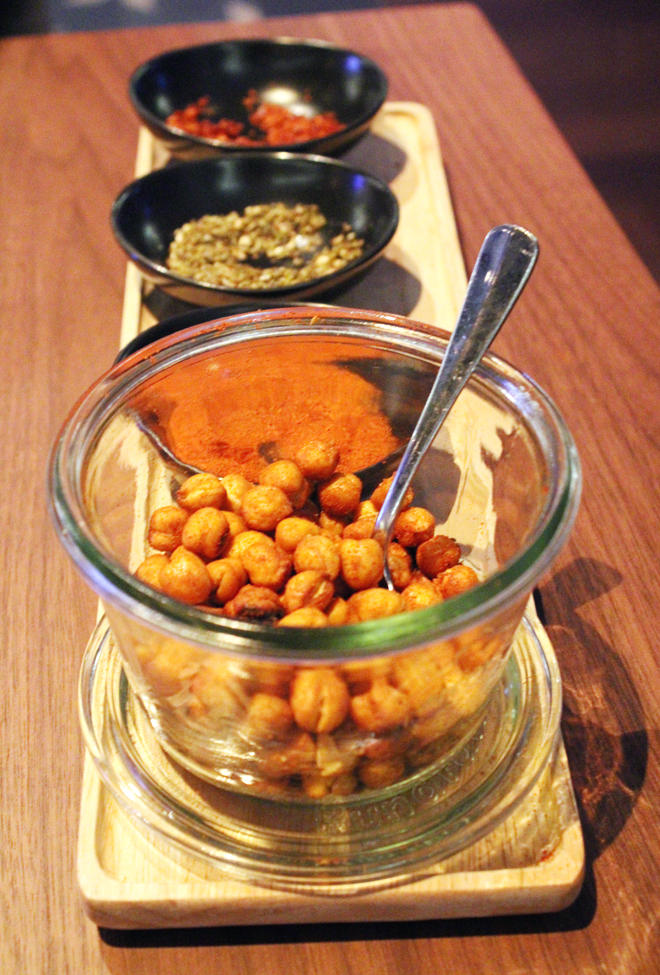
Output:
[49, 306, 581, 662]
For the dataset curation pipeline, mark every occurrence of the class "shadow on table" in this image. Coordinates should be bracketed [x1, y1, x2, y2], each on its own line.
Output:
[537, 557, 647, 863]
[101, 556, 646, 949]
[99, 879, 597, 947]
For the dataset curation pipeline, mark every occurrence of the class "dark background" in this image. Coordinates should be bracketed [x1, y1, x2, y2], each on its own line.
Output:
[3, 0, 658, 285]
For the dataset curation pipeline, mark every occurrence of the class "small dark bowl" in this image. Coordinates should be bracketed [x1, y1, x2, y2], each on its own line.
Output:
[111, 152, 400, 306]
[129, 38, 388, 159]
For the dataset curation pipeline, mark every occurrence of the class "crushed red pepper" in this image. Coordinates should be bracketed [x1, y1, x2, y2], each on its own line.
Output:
[166, 91, 346, 146]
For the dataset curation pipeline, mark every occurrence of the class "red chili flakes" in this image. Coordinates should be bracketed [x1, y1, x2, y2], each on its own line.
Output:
[165, 90, 346, 146]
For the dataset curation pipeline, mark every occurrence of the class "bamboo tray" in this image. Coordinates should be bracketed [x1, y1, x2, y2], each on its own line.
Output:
[78, 102, 585, 928]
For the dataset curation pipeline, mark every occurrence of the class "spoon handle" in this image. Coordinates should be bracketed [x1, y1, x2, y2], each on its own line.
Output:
[373, 223, 539, 564]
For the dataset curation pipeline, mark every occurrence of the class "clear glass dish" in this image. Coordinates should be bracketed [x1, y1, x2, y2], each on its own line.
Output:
[49, 306, 581, 805]
[80, 611, 562, 892]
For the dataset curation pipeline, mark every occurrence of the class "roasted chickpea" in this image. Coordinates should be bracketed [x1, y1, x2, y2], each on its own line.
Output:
[393, 506, 435, 548]
[294, 439, 339, 481]
[134, 641, 159, 666]
[316, 731, 358, 776]
[246, 660, 294, 697]
[318, 510, 350, 536]
[455, 633, 503, 671]
[341, 658, 392, 694]
[181, 507, 230, 561]
[354, 499, 378, 522]
[350, 680, 411, 733]
[293, 533, 341, 580]
[340, 538, 384, 591]
[240, 484, 293, 532]
[158, 546, 214, 604]
[188, 656, 248, 723]
[329, 773, 359, 797]
[302, 763, 356, 799]
[142, 640, 202, 698]
[409, 696, 464, 747]
[245, 692, 294, 739]
[222, 473, 252, 513]
[227, 530, 272, 563]
[391, 644, 456, 718]
[346, 588, 405, 622]
[325, 597, 349, 626]
[241, 536, 292, 590]
[406, 730, 457, 766]
[282, 569, 334, 614]
[358, 755, 406, 790]
[342, 517, 376, 540]
[434, 563, 479, 599]
[148, 505, 188, 552]
[278, 607, 329, 627]
[362, 734, 407, 761]
[223, 584, 284, 622]
[258, 460, 310, 508]
[401, 571, 443, 611]
[224, 510, 247, 542]
[260, 731, 316, 780]
[206, 557, 247, 604]
[135, 552, 168, 590]
[387, 542, 413, 590]
[248, 779, 294, 799]
[317, 472, 362, 517]
[371, 475, 413, 512]
[176, 472, 226, 512]
[302, 773, 332, 799]
[290, 667, 350, 733]
[416, 534, 462, 578]
[274, 516, 320, 553]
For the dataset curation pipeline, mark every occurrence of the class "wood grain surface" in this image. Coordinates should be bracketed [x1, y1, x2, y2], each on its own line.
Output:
[1, 3, 659, 973]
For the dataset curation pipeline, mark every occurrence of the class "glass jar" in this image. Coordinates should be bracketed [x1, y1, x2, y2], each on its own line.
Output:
[49, 306, 581, 807]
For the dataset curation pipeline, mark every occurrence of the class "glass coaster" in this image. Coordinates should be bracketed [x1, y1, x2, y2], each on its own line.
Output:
[79, 615, 561, 894]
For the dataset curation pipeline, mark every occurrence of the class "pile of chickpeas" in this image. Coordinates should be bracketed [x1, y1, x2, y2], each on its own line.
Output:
[134, 439, 488, 798]
[137, 438, 478, 622]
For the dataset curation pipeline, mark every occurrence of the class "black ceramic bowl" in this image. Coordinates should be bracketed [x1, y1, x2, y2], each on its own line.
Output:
[111, 153, 400, 306]
[129, 38, 388, 159]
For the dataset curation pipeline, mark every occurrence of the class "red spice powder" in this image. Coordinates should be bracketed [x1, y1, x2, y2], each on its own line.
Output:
[134, 340, 399, 481]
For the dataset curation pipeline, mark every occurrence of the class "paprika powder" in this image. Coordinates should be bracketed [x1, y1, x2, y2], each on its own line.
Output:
[134, 338, 400, 481]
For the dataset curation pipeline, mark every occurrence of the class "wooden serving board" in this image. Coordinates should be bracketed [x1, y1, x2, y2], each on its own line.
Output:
[78, 103, 584, 928]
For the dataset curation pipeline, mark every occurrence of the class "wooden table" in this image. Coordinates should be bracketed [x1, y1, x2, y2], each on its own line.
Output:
[3, 3, 659, 972]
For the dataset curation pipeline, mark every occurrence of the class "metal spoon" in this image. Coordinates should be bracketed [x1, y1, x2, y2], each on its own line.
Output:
[372, 223, 539, 589]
